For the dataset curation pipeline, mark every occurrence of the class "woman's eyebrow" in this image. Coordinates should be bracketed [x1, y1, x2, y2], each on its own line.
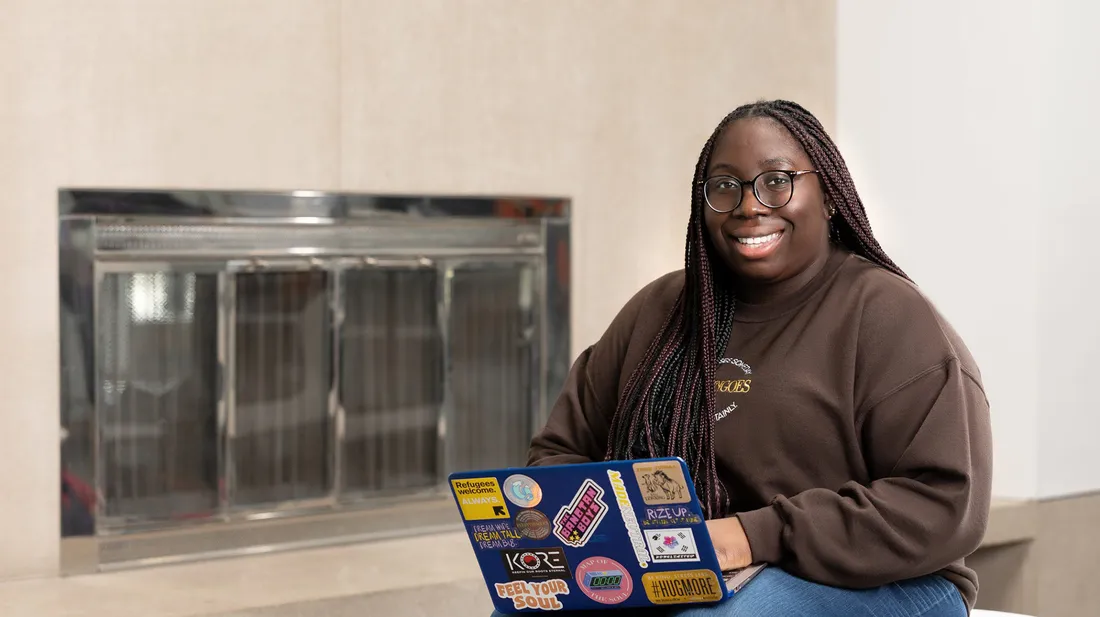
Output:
[760, 156, 796, 168]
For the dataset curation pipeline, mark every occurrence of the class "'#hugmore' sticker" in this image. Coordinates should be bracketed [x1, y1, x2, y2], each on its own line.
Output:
[641, 570, 722, 604]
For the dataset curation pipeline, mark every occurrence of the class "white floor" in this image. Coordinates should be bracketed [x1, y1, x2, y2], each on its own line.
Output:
[0, 531, 493, 617]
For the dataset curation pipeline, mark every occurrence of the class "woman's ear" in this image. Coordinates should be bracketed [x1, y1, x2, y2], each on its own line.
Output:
[823, 198, 836, 219]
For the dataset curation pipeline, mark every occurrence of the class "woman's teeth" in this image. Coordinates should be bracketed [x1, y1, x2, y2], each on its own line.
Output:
[736, 232, 781, 246]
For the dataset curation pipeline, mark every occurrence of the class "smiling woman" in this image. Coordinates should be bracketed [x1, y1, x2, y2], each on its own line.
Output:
[523, 100, 992, 617]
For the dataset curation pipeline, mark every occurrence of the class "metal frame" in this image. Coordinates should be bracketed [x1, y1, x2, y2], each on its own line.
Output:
[58, 188, 571, 573]
[437, 264, 454, 490]
[217, 270, 233, 519]
[328, 264, 345, 503]
[58, 188, 570, 219]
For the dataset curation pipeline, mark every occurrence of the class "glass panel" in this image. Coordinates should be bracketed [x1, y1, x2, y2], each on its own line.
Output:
[233, 271, 331, 506]
[449, 264, 536, 472]
[97, 271, 219, 522]
[341, 268, 442, 494]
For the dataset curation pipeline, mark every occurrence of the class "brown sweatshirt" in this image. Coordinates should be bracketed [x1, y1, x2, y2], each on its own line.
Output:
[528, 247, 992, 609]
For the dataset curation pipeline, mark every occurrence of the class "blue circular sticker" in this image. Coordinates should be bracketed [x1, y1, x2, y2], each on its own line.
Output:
[503, 474, 543, 508]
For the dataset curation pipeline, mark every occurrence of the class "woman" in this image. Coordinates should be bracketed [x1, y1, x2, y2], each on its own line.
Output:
[525, 100, 992, 616]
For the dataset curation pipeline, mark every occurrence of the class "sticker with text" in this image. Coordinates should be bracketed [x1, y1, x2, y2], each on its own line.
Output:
[643, 527, 700, 563]
[575, 556, 633, 605]
[503, 473, 543, 508]
[632, 461, 691, 505]
[470, 521, 522, 550]
[641, 505, 703, 528]
[495, 579, 570, 611]
[552, 479, 608, 548]
[515, 509, 552, 541]
[501, 547, 571, 582]
[451, 477, 510, 520]
[606, 470, 650, 568]
[641, 570, 723, 604]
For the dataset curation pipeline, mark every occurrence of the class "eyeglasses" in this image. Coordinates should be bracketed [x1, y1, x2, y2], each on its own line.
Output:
[698, 170, 819, 213]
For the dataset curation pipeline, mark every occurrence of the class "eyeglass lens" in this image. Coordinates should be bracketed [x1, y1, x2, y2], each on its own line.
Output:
[704, 171, 794, 212]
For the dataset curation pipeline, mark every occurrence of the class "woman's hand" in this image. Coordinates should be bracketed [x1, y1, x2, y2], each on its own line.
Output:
[706, 516, 754, 571]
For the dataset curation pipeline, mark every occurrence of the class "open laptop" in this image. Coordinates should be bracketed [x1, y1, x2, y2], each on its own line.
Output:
[449, 457, 765, 613]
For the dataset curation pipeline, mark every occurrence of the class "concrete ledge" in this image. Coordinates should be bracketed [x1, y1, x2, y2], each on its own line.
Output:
[209, 579, 493, 617]
[209, 499, 1044, 617]
[981, 499, 1039, 549]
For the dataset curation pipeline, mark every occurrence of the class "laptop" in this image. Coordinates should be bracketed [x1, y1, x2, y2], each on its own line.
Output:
[448, 457, 765, 613]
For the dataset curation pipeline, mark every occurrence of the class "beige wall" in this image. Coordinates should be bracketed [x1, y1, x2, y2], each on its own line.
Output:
[0, 0, 835, 580]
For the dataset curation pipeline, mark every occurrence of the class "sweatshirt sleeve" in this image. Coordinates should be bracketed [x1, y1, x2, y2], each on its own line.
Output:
[735, 357, 993, 588]
[527, 276, 667, 466]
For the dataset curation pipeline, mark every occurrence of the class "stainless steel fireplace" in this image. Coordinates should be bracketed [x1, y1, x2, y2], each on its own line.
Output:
[58, 190, 570, 572]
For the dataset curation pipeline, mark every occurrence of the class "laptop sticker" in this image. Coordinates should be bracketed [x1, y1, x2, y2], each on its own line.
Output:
[503, 474, 543, 508]
[495, 579, 570, 611]
[575, 556, 634, 605]
[606, 470, 651, 568]
[501, 547, 571, 581]
[515, 509, 552, 541]
[632, 461, 691, 505]
[641, 570, 723, 604]
[471, 521, 522, 550]
[451, 477, 510, 520]
[643, 527, 700, 563]
[641, 505, 703, 528]
[552, 479, 609, 548]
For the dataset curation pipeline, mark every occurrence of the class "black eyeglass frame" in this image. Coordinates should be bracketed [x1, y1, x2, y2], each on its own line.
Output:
[696, 169, 820, 213]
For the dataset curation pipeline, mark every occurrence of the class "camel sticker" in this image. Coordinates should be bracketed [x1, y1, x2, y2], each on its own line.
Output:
[632, 461, 691, 506]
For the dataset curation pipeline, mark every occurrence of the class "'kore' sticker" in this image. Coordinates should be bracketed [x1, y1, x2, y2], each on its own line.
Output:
[501, 547, 570, 582]
[552, 478, 608, 548]
[606, 470, 651, 568]
[451, 477, 510, 520]
[495, 579, 570, 611]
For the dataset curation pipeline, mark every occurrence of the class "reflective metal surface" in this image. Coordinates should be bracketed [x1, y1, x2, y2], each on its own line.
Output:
[60, 189, 569, 220]
[58, 189, 570, 572]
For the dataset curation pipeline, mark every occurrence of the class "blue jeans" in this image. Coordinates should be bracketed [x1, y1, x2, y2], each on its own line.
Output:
[491, 568, 966, 616]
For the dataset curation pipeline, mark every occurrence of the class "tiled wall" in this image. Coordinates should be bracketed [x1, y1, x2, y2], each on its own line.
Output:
[0, 0, 836, 580]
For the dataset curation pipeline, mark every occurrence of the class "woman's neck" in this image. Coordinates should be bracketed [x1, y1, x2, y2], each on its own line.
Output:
[734, 244, 838, 305]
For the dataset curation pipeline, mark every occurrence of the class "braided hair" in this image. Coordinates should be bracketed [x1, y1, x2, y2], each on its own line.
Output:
[604, 100, 908, 518]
